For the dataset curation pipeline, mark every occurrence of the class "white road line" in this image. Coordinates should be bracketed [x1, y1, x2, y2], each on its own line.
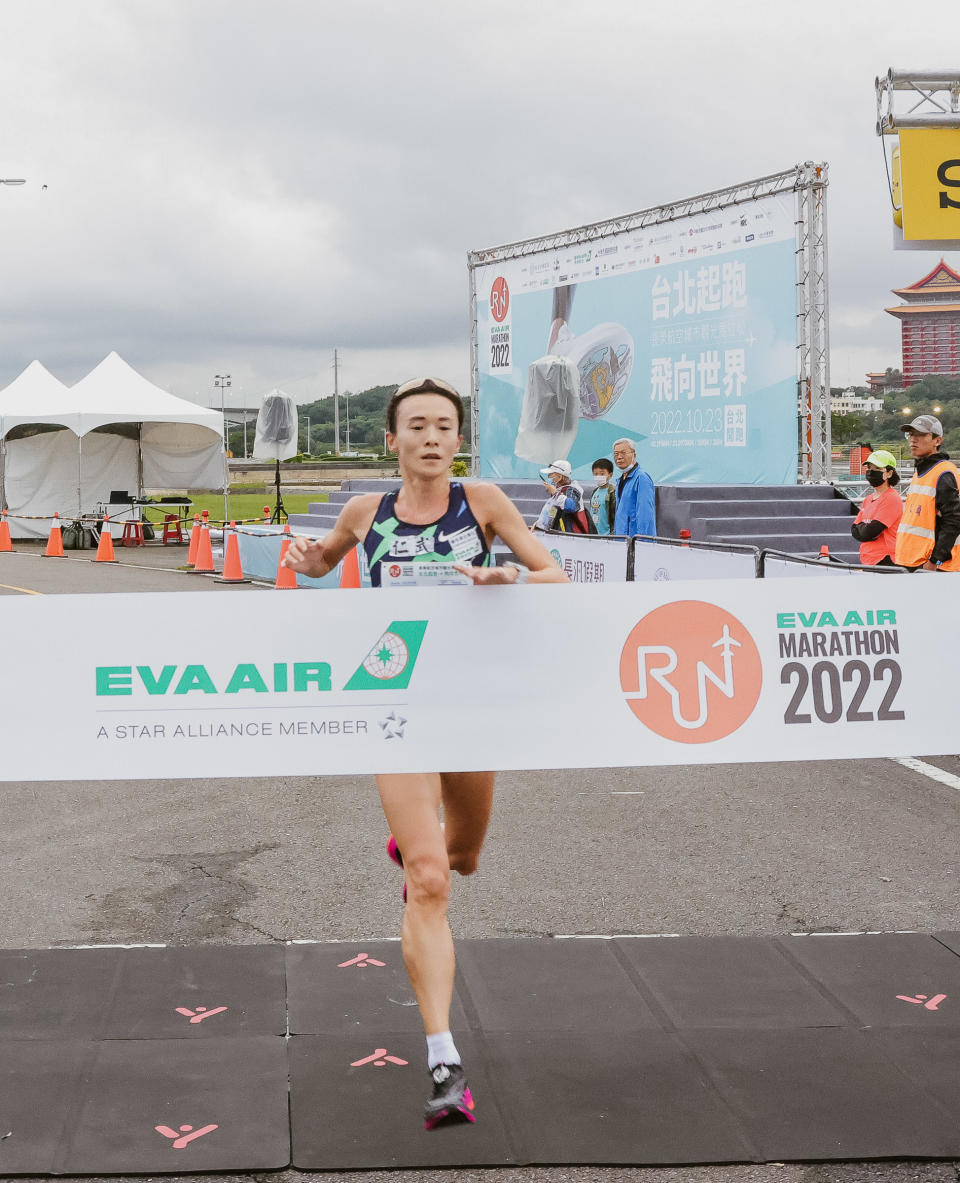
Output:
[287, 937, 401, 945]
[611, 791, 644, 795]
[60, 942, 166, 949]
[555, 933, 680, 940]
[893, 756, 960, 794]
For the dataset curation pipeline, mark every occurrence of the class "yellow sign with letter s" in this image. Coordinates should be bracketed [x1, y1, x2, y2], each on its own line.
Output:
[896, 128, 960, 240]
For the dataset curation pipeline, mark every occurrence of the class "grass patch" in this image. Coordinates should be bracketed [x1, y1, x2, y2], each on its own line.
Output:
[143, 491, 328, 525]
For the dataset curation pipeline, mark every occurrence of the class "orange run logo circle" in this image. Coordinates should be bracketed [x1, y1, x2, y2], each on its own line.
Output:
[490, 276, 510, 323]
[619, 601, 762, 744]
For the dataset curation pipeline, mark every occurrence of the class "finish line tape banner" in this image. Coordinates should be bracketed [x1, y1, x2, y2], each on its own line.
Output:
[0, 579, 950, 782]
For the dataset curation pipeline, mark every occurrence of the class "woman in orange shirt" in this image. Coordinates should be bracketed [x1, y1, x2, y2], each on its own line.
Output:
[851, 449, 903, 566]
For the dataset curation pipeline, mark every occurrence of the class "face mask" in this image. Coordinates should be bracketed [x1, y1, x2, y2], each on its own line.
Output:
[594, 474, 608, 485]
[866, 470, 886, 487]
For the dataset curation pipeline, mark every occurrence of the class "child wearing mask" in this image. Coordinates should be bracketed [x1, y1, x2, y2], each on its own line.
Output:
[590, 458, 617, 535]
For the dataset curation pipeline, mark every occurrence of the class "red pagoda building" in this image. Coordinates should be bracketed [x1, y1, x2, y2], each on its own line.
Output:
[886, 259, 960, 387]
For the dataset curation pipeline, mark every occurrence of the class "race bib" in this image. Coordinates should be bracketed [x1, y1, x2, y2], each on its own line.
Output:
[437, 525, 484, 563]
[380, 562, 472, 587]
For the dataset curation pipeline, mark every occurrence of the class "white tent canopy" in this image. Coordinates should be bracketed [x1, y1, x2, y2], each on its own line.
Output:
[0, 360, 79, 432]
[67, 352, 223, 435]
[0, 353, 226, 538]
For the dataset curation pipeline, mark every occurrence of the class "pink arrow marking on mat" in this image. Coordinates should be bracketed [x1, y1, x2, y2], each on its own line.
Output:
[350, 1048, 409, 1067]
[337, 952, 386, 968]
[896, 993, 947, 1010]
[175, 1006, 229, 1024]
[155, 1123, 219, 1149]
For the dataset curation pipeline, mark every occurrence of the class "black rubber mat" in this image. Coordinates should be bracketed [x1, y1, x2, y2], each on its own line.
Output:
[483, 1030, 755, 1165]
[0, 1036, 290, 1174]
[2, 934, 960, 1172]
[782, 932, 960, 1025]
[0, 945, 285, 1039]
[454, 937, 661, 1032]
[865, 1026, 960, 1126]
[58, 1036, 290, 1174]
[0, 1040, 90, 1173]
[287, 940, 468, 1034]
[693, 1026, 960, 1160]
[934, 930, 960, 956]
[289, 1032, 514, 1169]
[614, 935, 850, 1029]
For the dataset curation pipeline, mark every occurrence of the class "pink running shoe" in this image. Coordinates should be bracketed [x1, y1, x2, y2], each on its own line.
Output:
[386, 834, 403, 868]
[424, 1063, 476, 1130]
[386, 835, 406, 902]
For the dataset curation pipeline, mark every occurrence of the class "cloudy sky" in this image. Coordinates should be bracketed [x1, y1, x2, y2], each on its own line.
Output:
[0, 0, 955, 409]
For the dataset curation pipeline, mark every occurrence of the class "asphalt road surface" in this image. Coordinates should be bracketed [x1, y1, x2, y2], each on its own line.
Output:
[1, 546, 958, 1183]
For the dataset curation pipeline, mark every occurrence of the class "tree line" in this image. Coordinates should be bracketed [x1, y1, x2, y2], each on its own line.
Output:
[227, 371, 960, 461]
[228, 384, 473, 458]
[830, 374, 960, 456]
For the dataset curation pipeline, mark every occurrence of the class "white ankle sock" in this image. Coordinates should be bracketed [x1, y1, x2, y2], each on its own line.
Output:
[426, 1030, 461, 1069]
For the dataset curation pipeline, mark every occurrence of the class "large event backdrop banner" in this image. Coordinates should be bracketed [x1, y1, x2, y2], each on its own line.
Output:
[0, 579, 947, 782]
[473, 193, 798, 486]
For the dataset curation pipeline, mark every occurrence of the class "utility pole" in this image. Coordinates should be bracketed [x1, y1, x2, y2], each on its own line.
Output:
[333, 349, 340, 455]
[214, 373, 231, 525]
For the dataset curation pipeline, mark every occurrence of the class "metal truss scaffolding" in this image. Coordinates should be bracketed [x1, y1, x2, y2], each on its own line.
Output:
[876, 69, 960, 134]
[468, 162, 831, 482]
[796, 162, 831, 482]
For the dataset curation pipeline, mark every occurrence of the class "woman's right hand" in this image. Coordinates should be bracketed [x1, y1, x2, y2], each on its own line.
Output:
[282, 535, 329, 577]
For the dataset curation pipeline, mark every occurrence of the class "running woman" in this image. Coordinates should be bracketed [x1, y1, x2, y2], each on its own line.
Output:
[282, 377, 567, 1129]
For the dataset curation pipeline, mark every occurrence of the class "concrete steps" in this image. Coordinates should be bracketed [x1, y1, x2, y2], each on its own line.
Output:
[289, 478, 863, 562]
[717, 534, 860, 563]
[681, 499, 852, 521]
[657, 483, 859, 561]
[700, 514, 852, 536]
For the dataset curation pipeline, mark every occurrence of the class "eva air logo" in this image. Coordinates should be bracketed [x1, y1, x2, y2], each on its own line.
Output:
[344, 620, 428, 690]
[95, 619, 429, 698]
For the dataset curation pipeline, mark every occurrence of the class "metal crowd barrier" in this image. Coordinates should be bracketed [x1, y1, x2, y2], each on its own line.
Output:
[758, 549, 910, 577]
[541, 530, 913, 582]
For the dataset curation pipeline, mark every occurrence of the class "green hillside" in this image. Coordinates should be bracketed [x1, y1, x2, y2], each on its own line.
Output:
[229, 384, 473, 457]
[832, 375, 960, 457]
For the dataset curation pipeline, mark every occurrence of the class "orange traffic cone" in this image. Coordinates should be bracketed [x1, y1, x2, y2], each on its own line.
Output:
[44, 513, 66, 558]
[216, 523, 249, 584]
[339, 544, 362, 588]
[186, 514, 201, 567]
[275, 525, 298, 589]
[191, 522, 215, 574]
[0, 510, 12, 552]
[94, 515, 117, 563]
[818, 545, 830, 562]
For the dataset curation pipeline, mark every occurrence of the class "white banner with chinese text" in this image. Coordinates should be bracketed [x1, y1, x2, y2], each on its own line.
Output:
[540, 533, 629, 582]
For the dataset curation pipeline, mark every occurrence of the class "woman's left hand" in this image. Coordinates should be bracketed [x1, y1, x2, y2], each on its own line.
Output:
[452, 563, 519, 585]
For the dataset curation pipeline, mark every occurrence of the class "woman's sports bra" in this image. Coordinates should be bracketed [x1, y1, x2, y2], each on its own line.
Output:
[362, 482, 490, 587]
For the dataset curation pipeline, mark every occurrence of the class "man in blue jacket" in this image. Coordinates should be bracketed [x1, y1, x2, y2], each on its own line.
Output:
[612, 438, 656, 536]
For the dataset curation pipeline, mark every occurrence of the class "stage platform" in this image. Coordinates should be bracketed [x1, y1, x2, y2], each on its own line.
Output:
[0, 933, 958, 1172]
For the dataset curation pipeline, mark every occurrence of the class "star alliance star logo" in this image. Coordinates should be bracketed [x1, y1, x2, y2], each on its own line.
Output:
[379, 711, 407, 740]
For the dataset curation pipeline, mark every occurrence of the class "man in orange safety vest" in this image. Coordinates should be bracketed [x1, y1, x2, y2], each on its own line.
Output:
[894, 415, 960, 571]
